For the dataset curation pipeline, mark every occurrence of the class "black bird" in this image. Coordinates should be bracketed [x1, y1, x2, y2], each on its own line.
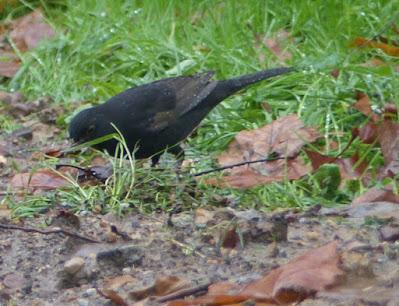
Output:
[69, 67, 293, 165]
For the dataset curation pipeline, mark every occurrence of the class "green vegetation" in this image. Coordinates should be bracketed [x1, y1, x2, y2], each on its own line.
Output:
[1, 0, 398, 217]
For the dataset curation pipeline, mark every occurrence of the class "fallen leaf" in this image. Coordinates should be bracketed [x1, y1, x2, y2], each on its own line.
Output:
[352, 185, 399, 205]
[0, 52, 20, 77]
[97, 289, 128, 306]
[0, 90, 25, 104]
[354, 123, 379, 144]
[10, 168, 74, 192]
[104, 275, 136, 291]
[352, 37, 399, 57]
[170, 241, 343, 305]
[206, 115, 318, 188]
[154, 276, 190, 296]
[10, 9, 56, 52]
[378, 120, 399, 166]
[194, 208, 214, 227]
[330, 69, 340, 78]
[221, 226, 239, 249]
[130, 276, 190, 301]
[206, 159, 311, 189]
[42, 147, 63, 157]
[352, 92, 379, 122]
[361, 57, 386, 67]
[305, 150, 336, 171]
[306, 150, 369, 183]
[263, 29, 293, 63]
[241, 241, 343, 304]
[346, 202, 399, 221]
[336, 154, 369, 181]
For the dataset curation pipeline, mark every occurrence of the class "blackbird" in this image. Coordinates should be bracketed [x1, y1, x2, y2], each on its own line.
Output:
[69, 67, 293, 165]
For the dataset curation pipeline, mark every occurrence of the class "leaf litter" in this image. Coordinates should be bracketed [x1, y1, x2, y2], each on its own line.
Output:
[2, 205, 399, 305]
[0, 9, 56, 77]
[0, 9, 399, 306]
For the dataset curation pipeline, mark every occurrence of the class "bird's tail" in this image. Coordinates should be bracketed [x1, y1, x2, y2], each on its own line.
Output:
[208, 67, 294, 105]
[227, 67, 294, 91]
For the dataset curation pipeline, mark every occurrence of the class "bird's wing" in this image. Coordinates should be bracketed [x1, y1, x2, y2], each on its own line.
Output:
[145, 72, 217, 132]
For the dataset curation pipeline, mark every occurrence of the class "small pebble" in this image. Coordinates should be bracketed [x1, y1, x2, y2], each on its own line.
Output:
[82, 288, 96, 298]
[64, 257, 85, 274]
[77, 299, 89, 306]
[306, 231, 320, 241]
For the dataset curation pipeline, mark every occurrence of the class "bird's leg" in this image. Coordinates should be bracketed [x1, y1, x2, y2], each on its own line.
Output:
[169, 145, 185, 168]
[151, 154, 161, 167]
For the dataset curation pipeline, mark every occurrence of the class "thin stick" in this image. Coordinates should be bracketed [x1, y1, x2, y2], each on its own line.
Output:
[169, 238, 206, 259]
[193, 156, 289, 177]
[0, 223, 100, 243]
[156, 282, 212, 303]
[55, 164, 87, 172]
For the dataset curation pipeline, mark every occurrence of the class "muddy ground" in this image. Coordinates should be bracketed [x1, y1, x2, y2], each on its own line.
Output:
[1, 201, 399, 306]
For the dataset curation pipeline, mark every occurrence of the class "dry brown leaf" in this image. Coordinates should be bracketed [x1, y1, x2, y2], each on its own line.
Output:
[241, 241, 343, 304]
[10, 9, 55, 52]
[352, 92, 379, 122]
[206, 159, 311, 189]
[0, 90, 25, 104]
[306, 150, 369, 183]
[306, 150, 336, 171]
[98, 289, 128, 306]
[0, 52, 20, 77]
[335, 154, 369, 181]
[206, 115, 318, 188]
[10, 168, 74, 192]
[361, 58, 386, 67]
[221, 226, 239, 249]
[330, 69, 340, 78]
[352, 186, 399, 205]
[352, 37, 399, 57]
[168, 294, 250, 306]
[130, 276, 190, 301]
[170, 242, 343, 305]
[378, 120, 399, 166]
[104, 275, 136, 291]
[263, 30, 293, 63]
[354, 122, 379, 144]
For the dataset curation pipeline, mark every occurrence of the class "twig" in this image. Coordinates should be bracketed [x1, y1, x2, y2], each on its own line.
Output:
[156, 282, 212, 303]
[193, 155, 289, 177]
[169, 238, 206, 259]
[55, 163, 87, 172]
[0, 223, 100, 243]
[335, 132, 357, 158]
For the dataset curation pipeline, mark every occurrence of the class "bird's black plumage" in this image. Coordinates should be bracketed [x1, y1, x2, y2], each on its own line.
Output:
[69, 67, 293, 164]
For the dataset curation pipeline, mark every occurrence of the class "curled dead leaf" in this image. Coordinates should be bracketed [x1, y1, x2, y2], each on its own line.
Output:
[352, 92, 379, 122]
[10, 168, 75, 192]
[10, 9, 56, 52]
[352, 186, 399, 205]
[352, 37, 399, 57]
[206, 115, 318, 188]
[170, 241, 343, 305]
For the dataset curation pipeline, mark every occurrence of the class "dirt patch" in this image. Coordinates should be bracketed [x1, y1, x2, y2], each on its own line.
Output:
[1, 203, 399, 305]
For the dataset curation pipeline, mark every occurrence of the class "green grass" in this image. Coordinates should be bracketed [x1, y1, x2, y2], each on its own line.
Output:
[1, 0, 399, 217]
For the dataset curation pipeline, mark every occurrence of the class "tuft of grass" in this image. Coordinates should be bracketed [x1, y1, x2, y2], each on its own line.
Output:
[1, 0, 398, 216]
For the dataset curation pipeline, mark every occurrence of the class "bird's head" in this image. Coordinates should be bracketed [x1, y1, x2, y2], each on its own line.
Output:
[68, 107, 114, 146]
